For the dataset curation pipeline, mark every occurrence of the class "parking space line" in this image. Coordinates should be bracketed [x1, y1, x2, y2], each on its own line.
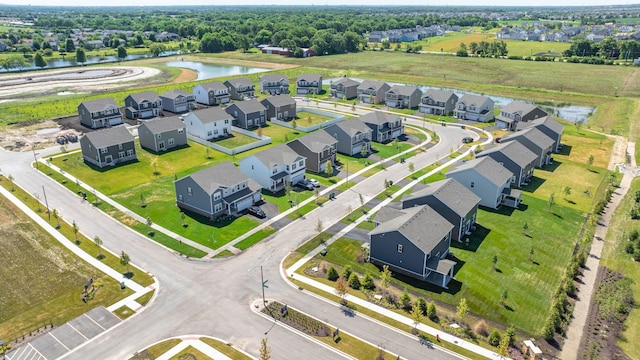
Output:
[82, 313, 106, 331]
[47, 333, 70, 351]
[66, 323, 89, 340]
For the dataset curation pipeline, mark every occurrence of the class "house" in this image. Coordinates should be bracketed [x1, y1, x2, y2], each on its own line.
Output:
[192, 81, 231, 106]
[77, 98, 123, 129]
[453, 94, 495, 122]
[239, 144, 306, 193]
[224, 78, 256, 100]
[261, 46, 293, 56]
[287, 130, 337, 173]
[183, 108, 233, 140]
[79, 126, 136, 168]
[476, 141, 537, 187]
[330, 77, 360, 100]
[369, 205, 456, 288]
[401, 178, 480, 242]
[159, 89, 196, 114]
[521, 116, 564, 152]
[174, 161, 262, 219]
[296, 74, 323, 95]
[138, 116, 187, 153]
[495, 101, 549, 130]
[358, 111, 404, 143]
[446, 157, 521, 209]
[259, 73, 290, 95]
[419, 89, 458, 116]
[357, 80, 390, 104]
[260, 95, 297, 121]
[225, 100, 267, 130]
[385, 85, 422, 109]
[124, 91, 162, 120]
[325, 118, 373, 156]
[499, 127, 555, 168]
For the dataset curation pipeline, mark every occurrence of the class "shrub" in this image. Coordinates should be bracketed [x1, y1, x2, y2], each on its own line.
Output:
[634, 252, 640, 262]
[630, 229, 640, 242]
[427, 302, 437, 320]
[414, 297, 427, 316]
[542, 317, 556, 340]
[400, 288, 412, 310]
[341, 265, 353, 280]
[505, 325, 516, 346]
[327, 266, 339, 281]
[472, 320, 489, 337]
[362, 273, 375, 290]
[626, 242, 635, 254]
[488, 329, 502, 346]
[631, 205, 640, 219]
[348, 272, 361, 290]
[565, 280, 577, 296]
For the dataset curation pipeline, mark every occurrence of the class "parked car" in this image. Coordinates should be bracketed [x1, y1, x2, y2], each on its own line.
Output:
[247, 206, 266, 218]
[462, 137, 473, 144]
[297, 179, 314, 190]
[308, 179, 320, 187]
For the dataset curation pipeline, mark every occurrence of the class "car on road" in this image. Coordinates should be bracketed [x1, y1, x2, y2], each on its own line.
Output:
[308, 179, 321, 188]
[297, 179, 315, 190]
[462, 137, 473, 144]
[247, 206, 266, 218]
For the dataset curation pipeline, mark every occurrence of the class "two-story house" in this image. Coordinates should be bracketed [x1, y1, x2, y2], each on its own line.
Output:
[418, 89, 458, 116]
[77, 98, 123, 129]
[159, 89, 196, 113]
[183, 108, 233, 140]
[124, 91, 162, 120]
[447, 154, 521, 209]
[138, 116, 187, 153]
[239, 144, 306, 193]
[369, 205, 456, 288]
[330, 76, 360, 100]
[296, 74, 323, 95]
[224, 78, 256, 100]
[286, 130, 337, 173]
[357, 80, 390, 104]
[495, 101, 549, 130]
[499, 127, 555, 168]
[259, 73, 290, 95]
[325, 119, 373, 156]
[522, 116, 564, 152]
[260, 95, 297, 121]
[174, 161, 262, 219]
[225, 100, 267, 130]
[192, 81, 231, 106]
[79, 125, 136, 168]
[401, 178, 480, 242]
[453, 94, 495, 122]
[385, 85, 422, 109]
[476, 141, 537, 187]
[359, 111, 404, 143]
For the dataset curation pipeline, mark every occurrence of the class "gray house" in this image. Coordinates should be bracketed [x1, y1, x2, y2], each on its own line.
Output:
[358, 111, 404, 143]
[159, 89, 196, 113]
[476, 141, 537, 187]
[124, 91, 162, 120]
[260, 95, 297, 121]
[296, 74, 323, 95]
[330, 77, 360, 100]
[175, 161, 262, 219]
[453, 94, 494, 122]
[401, 178, 480, 242]
[500, 127, 555, 168]
[419, 90, 458, 116]
[192, 81, 231, 106]
[239, 144, 306, 193]
[224, 78, 256, 100]
[446, 157, 521, 209]
[80, 126, 136, 168]
[77, 98, 123, 129]
[287, 130, 337, 173]
[495, 102, 548, 130]
[259, 73, 290, 95]
[225, 100, 267, 130]
[369, 205, 456, 288]
[325, 118, 373, 156]
[357, 80, 390, 104]
[138, 116, 187, 153]
[385, 85, 422, 109]
[521, 116, 564, 152]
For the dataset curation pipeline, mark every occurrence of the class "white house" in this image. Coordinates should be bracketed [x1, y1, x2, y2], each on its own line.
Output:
[183, 108, 233, 141]
[239, 144, 306, 193]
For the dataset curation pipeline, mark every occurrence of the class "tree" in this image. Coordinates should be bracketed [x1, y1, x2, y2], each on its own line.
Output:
[456, 42, 468, 57]
[587, 155, 594, 170]
[529, 247, 535, 262]
[65, 38, 75, 52]
[52, 208, 60, 229]
[17, 45, 31, 56]
[380, 264, 392, 294]
[505, 325, 516, 347]
[291, 119, 297, 131]
[348, 272, 361, 289]
[259, 338, 271, 360]
[562, 185, 572, 201]
[75, 47, 86, 65]
[117, 45, 127, 61]
[492, 254, 498, 270]
[335, 276, 349, 304]
[426, 301, 437, 320]
[362, 273, 375, 290]
[400, 288, 411, 310]
[94, 236, 104, 259]
[34, 52, 47, 69]
[500, 289, 508, 306]
[361, 144, 368, 158]
[408, 162, 415, 174]
[7, 174, 15, 191]
[393, 137, 399, 153]
[548, 192, 555, 213]
[341, 265, 353, 280]
[325, 160, 333, 176]
[497, 335, 509, 356]
[327, 266, 339, 281]
[120, 250, 131, 275]
[411, 304, 423, 333]
[140, 193, 146, 207]
[315, 218, 324, 241]
[456, 298, 468, 320]
[149, 43, 166, 57]
[522, 222, 529, 236]
[414, 297, 427, 316]
[72, 220, 80, 244]
[488, 329, 501, 346]
[284, 181, 292, 201]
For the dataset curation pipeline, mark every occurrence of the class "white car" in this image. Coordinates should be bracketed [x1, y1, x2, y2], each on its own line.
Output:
[308, 179, 321, 187]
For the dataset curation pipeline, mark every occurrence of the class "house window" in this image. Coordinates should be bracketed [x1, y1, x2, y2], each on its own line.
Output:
[397, 244, 403, 253]
[225, 119, 229, 124]
[272, 167, 277, 174]
[178, 194, 183, 201]
[157, 134, 162, 139]
[292, 163, 297, 170]
[511, 176, 516, 183]
[214, 203, 223, 213]
[298, 160, 303, 167]
[187, 187, 192, 195]
[126, 149, 134, 156]
[118, 144, 123, 150]
[100, 148, 108, 154]
[178, 128, 184, 133]
[207, 130, 212, 136]
[168, 138, 175, 145]
[214, 192, 221, 200]
[118, 151, 125, 158]
[470, 181, 475, 188]
[214, 130, 218, 135]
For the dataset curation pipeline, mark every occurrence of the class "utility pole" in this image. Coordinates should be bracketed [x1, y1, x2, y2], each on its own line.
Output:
[261, 265, 267, 305]
[42, 185, 50, 221]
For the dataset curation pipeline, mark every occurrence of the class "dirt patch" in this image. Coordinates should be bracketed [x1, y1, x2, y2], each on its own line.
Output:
[171, 68, 198, 83]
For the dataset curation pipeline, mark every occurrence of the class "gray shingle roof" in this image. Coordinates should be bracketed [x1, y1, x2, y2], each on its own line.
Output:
[373, 206, 406, 224]
[254, 144, 304, 167]
[457, 94, 491, 106]
[80, 97, 119, 112]
[160, 89, 192, 100]
[83, 125, 133, 148]
[127, 91, 160, 104]
[370, 205, 453, 254]
[330, 119, 371, 137]
[422, 89, 456, 103]
[527, 116, 564, 136]
[261, 94, 295, 108]
[402, 178, 480, 216]
[501, 101, 544, 116]
[229, 99, 266, 113]
[141, 116, 184, 134]
[333, 77, 360, 87]
[197, 81, 228, 92]
[224, 77, 254, 88]
[290, 130, 337, 153]
[358, 80, 389, 92]
[260, 73, 288, 82]
[502, 127, 555, 150]
[358, 111, 401, 126]
[297, 74, 322, 83]
[448, 157, 513, 187]
[480, 140, 538, 168]
[387, 85, 421, 97]
[186, 161, 251, 195]
[186, 108, 232, 124]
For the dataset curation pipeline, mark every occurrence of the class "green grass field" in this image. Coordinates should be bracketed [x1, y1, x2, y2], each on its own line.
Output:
[296, 110, 334, 126]
[214, 133, 260, 148]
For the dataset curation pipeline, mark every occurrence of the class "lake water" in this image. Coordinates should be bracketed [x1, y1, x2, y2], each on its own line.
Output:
[163, 60, 269, 80]
[13, 51, 182, 72]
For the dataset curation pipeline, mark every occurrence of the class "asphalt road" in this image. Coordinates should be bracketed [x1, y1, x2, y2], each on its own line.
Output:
[0, 108, 476, 360]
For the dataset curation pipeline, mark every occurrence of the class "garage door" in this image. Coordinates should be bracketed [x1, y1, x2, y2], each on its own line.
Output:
[108, 117, 123, 126]
[175, 105, 187, 113]
[392, 129, 402, 138]
[140, 110, 155, 118]
[236, 196, 254, 212]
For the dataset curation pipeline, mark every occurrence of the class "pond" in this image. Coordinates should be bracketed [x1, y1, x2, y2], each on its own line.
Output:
[14, 51, 182, 71]
[163, 60, 269, 80]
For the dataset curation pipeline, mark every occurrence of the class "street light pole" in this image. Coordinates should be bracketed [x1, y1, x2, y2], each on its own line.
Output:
[260, 265, 266, 305]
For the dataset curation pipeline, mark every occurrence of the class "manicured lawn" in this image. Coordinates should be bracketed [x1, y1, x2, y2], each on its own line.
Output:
[296, 110, 334, 126]
[371, 141, 414, 159]
[114, 306, 135, 320]
[170, 346, 209, 360]
[254, 122, 304, 144]
[135, 290, 155, 306]
[261, 188, 313, 213]
[214, 133, 260, 149]
[234, 226, 277, 251]
[131, 339, 182, 360]
[199, 337, 252, 360]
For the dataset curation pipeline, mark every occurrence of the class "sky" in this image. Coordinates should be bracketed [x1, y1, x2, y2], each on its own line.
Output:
[2, 0, 640, 7]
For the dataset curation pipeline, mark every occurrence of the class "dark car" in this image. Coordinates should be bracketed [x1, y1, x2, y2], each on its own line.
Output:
[297, 179, 314, 191]
[247, 206, 266, 218]
[462, 137, 473, 144]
